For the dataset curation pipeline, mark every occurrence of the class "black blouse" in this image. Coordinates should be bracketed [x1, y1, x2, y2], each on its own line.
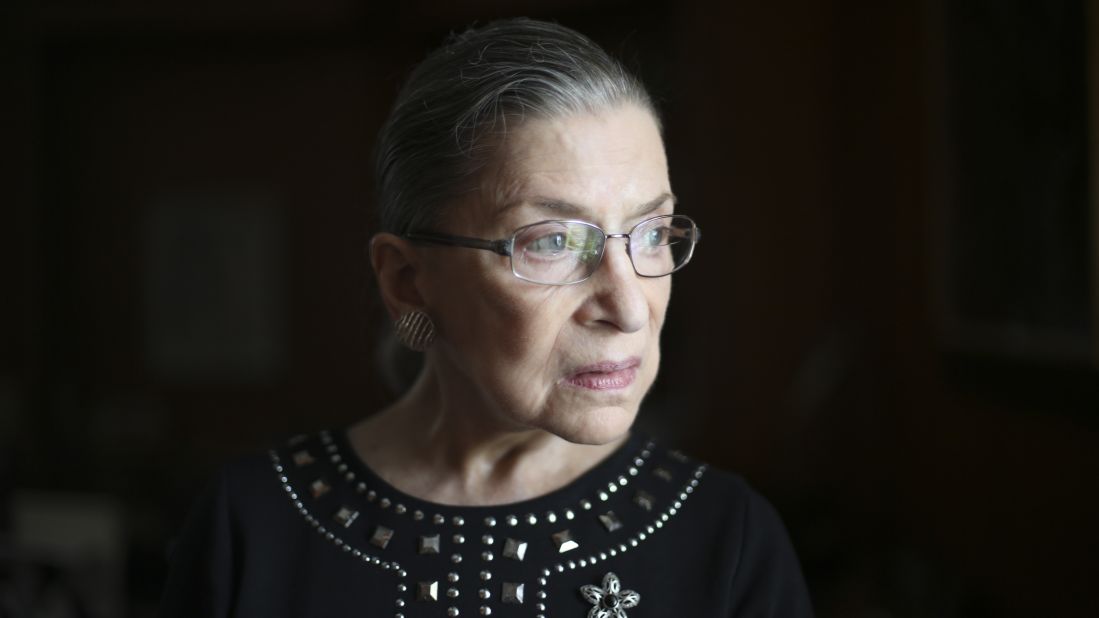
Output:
[161, 429, 814, 617]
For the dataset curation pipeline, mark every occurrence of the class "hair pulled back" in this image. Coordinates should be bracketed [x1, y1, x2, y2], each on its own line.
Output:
[374, 17, 658, 235]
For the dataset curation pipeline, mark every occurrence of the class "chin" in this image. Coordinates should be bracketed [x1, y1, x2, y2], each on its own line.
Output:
[549, 404, 638, 446]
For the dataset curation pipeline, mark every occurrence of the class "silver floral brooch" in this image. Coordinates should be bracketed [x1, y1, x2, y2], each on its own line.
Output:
[580, 572, 640, 618]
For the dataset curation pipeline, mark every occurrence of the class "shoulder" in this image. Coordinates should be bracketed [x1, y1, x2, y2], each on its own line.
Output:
[647, 440, 816, 616]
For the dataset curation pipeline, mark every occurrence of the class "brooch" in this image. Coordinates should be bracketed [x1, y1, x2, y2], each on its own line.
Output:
[580, 572, 640, 618]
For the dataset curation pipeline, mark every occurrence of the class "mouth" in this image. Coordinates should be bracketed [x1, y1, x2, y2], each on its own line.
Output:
[562, 357, 641, 391]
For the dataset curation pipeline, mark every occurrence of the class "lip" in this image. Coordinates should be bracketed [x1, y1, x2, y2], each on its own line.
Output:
[562, 357, 641, 391]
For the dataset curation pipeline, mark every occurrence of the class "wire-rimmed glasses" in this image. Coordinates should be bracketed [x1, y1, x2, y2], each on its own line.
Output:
[404, 214, 701, 285]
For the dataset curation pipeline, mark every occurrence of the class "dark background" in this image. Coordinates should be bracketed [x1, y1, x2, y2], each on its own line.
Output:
[3, 0, 1098, 617]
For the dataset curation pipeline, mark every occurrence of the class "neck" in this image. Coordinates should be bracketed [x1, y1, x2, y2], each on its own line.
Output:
[348, 365, 628, 506]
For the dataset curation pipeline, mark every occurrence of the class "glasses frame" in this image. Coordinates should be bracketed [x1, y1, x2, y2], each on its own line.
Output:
[404, 214, 701, 286]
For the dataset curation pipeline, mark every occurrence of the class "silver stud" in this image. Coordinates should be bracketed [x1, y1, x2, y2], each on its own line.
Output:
[551, 529, 579, 553]
[598, 491, 609, 501]
[564, 509, 575, 520]
[484, 516, 496, 527]
[478, 588, 490, 600]
[370, 526, 394, 549]
[541, 568, 551, 577]
[453, 534, 465, 545]
[618, 475, 628, 486]
[545, 511, 557, 523]
[451, 553, 462, 563]
[480, 570, 492, 581]
[447, 572, 460, 583]
[433, 514, 445, 525]
[452, 516, 465, 526]
[396, 599, 405, 608]
[502, 538, 527, 561]
[292, 450, 314, 466]
[628, 466, 639, 476]
[505, 514, 518, 526]
[634, 490, 655, 511]
[481, 551, 494, 561]
[502, 582, 524, 604]
[417, 581, 438, 601]
[537, 577, 547, 586]
[397, 583, 408, 592]
[447, 608, 459, 617]
[355, 482, 367, 494]
[598, 511, 623, 532]
[380, 498, 391, 509]
[525, 513, 537, 525]
[329, 454, 341, 464]
[310, 479, 330, 498]
[482, 534, 494, 545]
[366, 490, 377, 501]
[447, 588, 459, 598]
[333, 507, 359, 528]
[479, 607, 491, 616]
[413, 510, 424, 521]
[336, 463, 348, 474]
[580, 499, 592, 510]
[395, 504, 407, 514]
[344, 472, 356, 482]
[536, 590, 547, 599]
[419, 534, 440, 555]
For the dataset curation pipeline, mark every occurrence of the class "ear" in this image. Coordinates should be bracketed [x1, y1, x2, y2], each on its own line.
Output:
[370, 232, 425, 321]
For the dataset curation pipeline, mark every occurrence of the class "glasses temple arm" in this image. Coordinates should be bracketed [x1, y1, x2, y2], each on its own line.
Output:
[404, 232, 513, 256]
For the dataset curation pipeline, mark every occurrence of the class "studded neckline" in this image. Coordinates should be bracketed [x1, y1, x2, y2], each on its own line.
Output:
[271, 428, 706, 618]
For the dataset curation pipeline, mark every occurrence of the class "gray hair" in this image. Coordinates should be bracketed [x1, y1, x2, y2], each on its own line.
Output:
[374, 17, 659, 235]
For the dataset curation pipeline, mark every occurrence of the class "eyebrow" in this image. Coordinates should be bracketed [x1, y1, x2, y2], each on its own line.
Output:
[501, 192, 677, 219]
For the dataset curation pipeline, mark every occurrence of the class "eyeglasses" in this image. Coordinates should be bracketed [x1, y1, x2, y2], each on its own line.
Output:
[405, 214, 701, 285]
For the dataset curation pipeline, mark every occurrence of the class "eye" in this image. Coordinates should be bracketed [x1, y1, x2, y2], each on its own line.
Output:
[527, 232, 568, 254]
[641, 226, 670, 247]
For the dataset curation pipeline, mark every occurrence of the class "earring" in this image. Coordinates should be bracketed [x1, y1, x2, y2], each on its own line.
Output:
[394, 310, 435, 352]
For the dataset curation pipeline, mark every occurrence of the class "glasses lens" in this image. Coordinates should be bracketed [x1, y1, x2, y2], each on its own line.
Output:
[512, 221, 604, 284]
[629, 215, 698, 277]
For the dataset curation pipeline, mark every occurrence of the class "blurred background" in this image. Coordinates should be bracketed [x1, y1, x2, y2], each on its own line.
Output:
[3, 0, 1098, 616]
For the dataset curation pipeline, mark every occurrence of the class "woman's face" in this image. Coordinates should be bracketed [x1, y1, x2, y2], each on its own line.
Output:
[420, 104, 673, 445]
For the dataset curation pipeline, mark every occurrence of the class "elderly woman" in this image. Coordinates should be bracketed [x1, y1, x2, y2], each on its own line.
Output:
[162, 18, 813, 618]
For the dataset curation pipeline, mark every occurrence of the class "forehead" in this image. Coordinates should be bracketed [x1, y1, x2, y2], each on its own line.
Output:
[474, 104, 671, 228]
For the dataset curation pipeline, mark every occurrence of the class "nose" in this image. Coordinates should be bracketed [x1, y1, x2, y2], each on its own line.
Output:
[579, 237, 649, 333]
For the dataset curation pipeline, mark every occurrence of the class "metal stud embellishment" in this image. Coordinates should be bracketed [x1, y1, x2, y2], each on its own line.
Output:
[292, 450, 314, 467]
[502, 538, 528, 561]
[419, 534, 440, 555]
[598, 511, 623, 532]
[310, 479, 331, 498]
[580, 572, 640, 618]
[653, 467, 673, 481]
[370, 525, 394, 549]
[502, 582, 525, 604]
[633, 491, 654, 512]
[333, 507, 359, 528]
[551, 529, 579, 553]
[417, 581, 439, 601]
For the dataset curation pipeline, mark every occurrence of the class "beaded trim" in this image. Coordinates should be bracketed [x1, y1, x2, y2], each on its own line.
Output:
[271, 430, 705, 618]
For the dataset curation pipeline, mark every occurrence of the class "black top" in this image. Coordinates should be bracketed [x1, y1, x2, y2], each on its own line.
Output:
[161, 429, 814, 617]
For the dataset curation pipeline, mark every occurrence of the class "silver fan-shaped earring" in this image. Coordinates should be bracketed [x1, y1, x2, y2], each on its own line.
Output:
[394, 310, 435, 352]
